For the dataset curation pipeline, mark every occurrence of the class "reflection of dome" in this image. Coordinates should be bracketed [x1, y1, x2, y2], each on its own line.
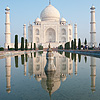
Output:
[60, 75, 67, 82]
[6, 89, 11, 93]
[40, 4, 60, 21]
[61, 17, 66, 22]
[91, 89, 95, 93]
[75, 72, 77, 76]
[41, 78, 61, 95]
[36, 65, 40, 71]
[35, 18, 41, 22]
[35, 75, 42, 82]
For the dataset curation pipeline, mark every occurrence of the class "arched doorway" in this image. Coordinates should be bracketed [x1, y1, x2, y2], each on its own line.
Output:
[62, 29, 66, 35]
[61, 37, 66, 42]
[45, 28, 56, 43]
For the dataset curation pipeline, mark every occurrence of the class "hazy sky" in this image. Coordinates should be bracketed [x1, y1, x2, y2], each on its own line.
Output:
[0, 0, 100, 47]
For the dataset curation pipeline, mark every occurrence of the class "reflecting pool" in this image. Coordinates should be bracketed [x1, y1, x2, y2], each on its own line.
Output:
[0, 51, 100, 100]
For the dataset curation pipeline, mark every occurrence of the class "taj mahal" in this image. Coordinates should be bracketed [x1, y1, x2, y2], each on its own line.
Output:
[28, 1, 74, 48]
[4, 1, 96, 49]
[4, 1, 78, 49]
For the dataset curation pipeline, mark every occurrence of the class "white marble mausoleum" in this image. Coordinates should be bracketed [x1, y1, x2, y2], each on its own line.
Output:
[28, 3, 73, 48]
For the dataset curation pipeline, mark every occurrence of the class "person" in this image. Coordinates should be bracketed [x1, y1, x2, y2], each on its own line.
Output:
[8, 45, 9, 50]
[98, 43, 100, 50]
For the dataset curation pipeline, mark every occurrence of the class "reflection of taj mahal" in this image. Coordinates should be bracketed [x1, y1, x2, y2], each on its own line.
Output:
[28, 52, 73, 95]
[5, 52, 96, 95]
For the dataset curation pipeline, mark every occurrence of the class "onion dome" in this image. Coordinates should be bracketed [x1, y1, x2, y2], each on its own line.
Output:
[61, 17, 66, 22]
[5, 6, 10, 11]
[90, 5, 95, 10]
[40, 4, 60, 21]
[35, 17, 41, 22]
[41, 77, 61, 95]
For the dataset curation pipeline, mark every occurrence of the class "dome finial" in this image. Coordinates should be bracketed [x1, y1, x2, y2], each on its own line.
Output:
[49, 0, 51, 5]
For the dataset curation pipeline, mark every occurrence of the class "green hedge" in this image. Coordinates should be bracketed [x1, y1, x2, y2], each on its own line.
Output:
[58, 45, 63, 49]
[0, 47, 4, 51]
[38, 45, 43, 50]
[9, 48, 15, 51]
[65, 42, 70, 50]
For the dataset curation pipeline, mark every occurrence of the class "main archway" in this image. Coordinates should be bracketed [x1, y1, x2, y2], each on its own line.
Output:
[45, 28, 56, 43]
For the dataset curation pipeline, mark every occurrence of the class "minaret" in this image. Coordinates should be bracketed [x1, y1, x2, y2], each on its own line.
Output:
[74, 24, 78, 47]
[5, 6, 11, 49]
[23, 24, 26, 40]
[90, 5, 96, 47]
[90, 57, 96, 93]
[5, 56, 11, 93]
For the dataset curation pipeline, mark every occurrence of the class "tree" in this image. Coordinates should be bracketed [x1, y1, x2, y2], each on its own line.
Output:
[65, 42, 70, 50]
[38, 45, 43, 50]
[15, 35, 18, 51]
[31, 42, 32, 50]
[84, 38, 87, 46]
[58, 45, 63, 50]
[34, 43, 36, 50]
[71, 40, 74, 50]
[78, 38, 81, 50]
[25, 39, 27, 50]
[74, 39, 76, 50]
[21, 37, 24, 51]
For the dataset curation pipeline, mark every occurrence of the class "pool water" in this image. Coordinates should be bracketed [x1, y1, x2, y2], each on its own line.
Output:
[0, 51, 100, 100]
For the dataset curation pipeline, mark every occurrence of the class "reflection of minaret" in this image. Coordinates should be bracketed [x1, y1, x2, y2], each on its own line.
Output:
[28, 56, 33, 77]
[90, 57, 96, 92]
[5, 57, 11, 93]
[75, 54, 78, 75]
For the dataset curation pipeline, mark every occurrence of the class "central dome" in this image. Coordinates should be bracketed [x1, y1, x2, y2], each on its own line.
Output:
[40, 4, 60, 21]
